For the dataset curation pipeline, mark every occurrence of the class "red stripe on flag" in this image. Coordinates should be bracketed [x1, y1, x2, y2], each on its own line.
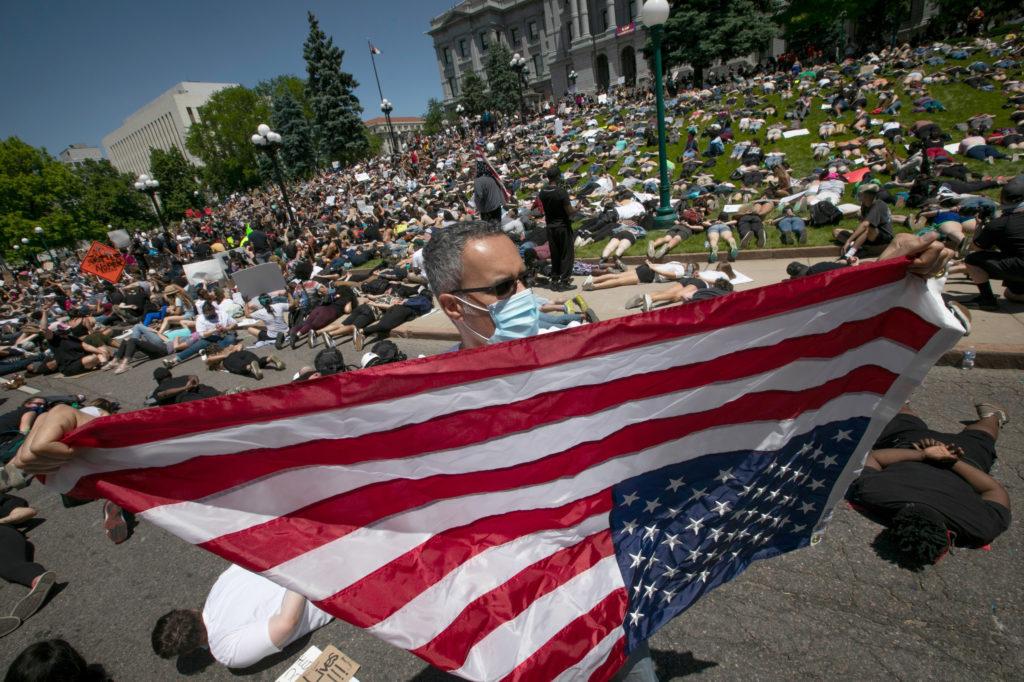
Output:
[588, 637, 628, 682]
[318, 490, 614, 627]
[68, 307, 935, 506]
[500, 589, 629, 682]
[202, 367, 897, 570]
[414, 530, 615, 671]
[63, 260, 911, 449]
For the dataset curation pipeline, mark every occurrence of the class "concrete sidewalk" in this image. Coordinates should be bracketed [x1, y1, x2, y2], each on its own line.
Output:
[393, 256, 1024, 368]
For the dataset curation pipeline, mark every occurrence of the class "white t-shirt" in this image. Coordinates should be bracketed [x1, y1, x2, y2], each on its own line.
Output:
[654, 261, 688, 282]
[250, 302, 290, 335]
[203, 565, 333, 669]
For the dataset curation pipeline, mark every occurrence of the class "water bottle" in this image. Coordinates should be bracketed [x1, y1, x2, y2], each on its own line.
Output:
[962, 346, 976, 370]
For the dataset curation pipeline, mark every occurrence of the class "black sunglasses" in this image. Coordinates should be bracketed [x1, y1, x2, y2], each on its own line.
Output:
[450, 273, 526, 299]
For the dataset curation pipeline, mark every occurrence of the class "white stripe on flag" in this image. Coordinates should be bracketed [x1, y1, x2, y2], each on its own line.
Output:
[452, 554, 623, 681]
[261, 393, 882, 600]
[51, 279, 916, 490]
[551, 629, 624, 682]
[139, 341, 914, 544]
[369, 513, 610, 649]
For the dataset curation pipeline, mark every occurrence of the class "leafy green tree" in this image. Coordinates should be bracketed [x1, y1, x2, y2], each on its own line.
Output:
[459, 71, 490, 117]
[365, 129, 383, 158]
[422, 98, 448, 136]
[651, 0, 778, 86]
[185, 85, 270, 195]
[483, 42, 520, 115]
[271, 88, 317, 179]
[72, 159, 153, 233]
[149, 147, 201, 221]
[775, 0, 851, 58]
[0, 137, 109, 258]
[303, 12, 369, 164]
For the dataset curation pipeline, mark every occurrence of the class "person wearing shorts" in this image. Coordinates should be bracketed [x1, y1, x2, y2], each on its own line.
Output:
[834, 184, 893, 258]
[646, 223, 696, 260]
[581, 261, 695, 291]
[705, 221, 738, 263]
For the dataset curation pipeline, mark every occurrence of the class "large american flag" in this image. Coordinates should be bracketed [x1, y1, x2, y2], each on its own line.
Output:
[49, 260, 960, 681]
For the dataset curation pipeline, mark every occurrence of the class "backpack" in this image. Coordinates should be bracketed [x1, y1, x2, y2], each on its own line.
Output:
[810, 201, 843, 226]
[360, 278, 390, 295]
[403, 294, 433, 316]
[314, 348, 347, 376]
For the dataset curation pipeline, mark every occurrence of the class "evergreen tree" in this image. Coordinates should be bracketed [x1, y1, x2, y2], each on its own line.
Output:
[271, 87, 317, 179]
[303, 12, 369, 164]
[484, 42, 521, 115]
[422, 98, 448, 136]
[652, 0, 778, 86]
[459, 71, 490, 117]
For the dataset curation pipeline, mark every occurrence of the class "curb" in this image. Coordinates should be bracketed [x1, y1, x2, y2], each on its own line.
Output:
[582, 246, 839, 265]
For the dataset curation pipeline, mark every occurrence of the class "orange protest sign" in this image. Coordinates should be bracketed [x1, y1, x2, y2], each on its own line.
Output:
[80, 241, 126, 284]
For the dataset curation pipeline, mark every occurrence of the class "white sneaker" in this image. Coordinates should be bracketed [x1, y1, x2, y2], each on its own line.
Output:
[641, 294, 653, 312]
[582, 275, 595, 291]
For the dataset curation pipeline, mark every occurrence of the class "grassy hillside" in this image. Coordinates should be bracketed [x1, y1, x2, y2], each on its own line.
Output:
[540, 44, 1021, 259]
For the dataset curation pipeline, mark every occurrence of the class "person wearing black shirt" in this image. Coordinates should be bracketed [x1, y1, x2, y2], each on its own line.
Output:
[193, 240, 213, 261]
[836, 184, 893, 258]
[847, 403, 1011, 568]
[538, 167, 577, 292]
[962, 179, 1024, 310]
[150, 367, 221, 405]
[248, 227, 271, 263]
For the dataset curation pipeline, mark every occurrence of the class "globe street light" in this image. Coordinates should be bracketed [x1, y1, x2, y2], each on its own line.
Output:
[380, 99, 400, 157]
[134, 173, 166, 229]
[568, 70, 578, 95]
[33, 225, 57, 267]
[251, 124, 296, 232]
[510, 53, 529, 120]
[642, 0, 677, 228]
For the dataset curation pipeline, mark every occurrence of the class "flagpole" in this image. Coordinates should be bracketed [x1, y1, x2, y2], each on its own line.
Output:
[368, 39, 399, 156]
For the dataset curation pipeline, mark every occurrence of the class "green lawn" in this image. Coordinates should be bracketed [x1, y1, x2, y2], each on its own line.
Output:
[541, 43, 1021, 261]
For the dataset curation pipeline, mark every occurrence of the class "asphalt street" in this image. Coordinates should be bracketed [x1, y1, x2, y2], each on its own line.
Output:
[0, 337, 1020, 680]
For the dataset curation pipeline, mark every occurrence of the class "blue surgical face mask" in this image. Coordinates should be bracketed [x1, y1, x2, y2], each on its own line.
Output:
[455, 288, 540, 344]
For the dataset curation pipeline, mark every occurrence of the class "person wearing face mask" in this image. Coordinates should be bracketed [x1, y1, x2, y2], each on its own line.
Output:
[162, 301, 238, 368]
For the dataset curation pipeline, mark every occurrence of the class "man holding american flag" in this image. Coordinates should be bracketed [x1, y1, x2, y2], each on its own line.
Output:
[13, 230, 959, 681]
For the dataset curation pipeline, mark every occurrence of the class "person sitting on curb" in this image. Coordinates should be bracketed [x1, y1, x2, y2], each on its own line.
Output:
[834, 183, 894, 260]
[847, 402, 1011, 570]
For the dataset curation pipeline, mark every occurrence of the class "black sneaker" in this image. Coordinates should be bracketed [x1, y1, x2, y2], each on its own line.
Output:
[308, 330, 317, 348]
[798, 230, 807, 244]
[756, 230, 767, 248]
[290, 334, 300, 349]
[780, 232, 792, 245]
[275, 332, 286, 350]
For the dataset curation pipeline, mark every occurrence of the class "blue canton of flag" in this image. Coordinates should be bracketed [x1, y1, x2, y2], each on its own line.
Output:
[611, 417, 868, 650]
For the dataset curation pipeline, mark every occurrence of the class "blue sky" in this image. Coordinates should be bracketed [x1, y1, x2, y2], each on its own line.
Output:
[0, 0, 456, 155]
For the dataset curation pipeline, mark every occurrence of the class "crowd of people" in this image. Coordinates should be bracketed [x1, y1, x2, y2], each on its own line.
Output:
[0, 26, 1021, 680]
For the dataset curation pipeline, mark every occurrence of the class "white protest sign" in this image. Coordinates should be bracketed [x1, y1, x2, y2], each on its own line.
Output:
[107, 229, 131, 249]
[783, 128, 811, 138]
[183, 258, 228, 285]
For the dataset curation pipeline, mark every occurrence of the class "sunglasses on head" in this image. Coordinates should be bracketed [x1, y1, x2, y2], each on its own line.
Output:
[450, 273, 526, 299]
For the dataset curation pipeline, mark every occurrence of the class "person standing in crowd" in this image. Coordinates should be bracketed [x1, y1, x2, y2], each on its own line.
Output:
[473, 161, 504, 223]
[538, 167, 578, 292]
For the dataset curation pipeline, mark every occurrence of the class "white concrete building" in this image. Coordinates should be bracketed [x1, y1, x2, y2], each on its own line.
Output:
[102, 81, 237, 176]
[58, 144, 103, 166]
[427, 0, 653, 105]
[365, 116, 424, 155]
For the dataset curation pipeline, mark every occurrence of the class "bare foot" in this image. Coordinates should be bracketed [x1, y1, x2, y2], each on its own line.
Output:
[0, 507, 37, 526]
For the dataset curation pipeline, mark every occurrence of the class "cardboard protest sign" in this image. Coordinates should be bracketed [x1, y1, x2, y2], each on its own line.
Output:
[298, 645, 360, 682]
[782, 128, 810, 138]
[107, 229, 131, 249]
[231, 262, 288, 299]
[183, 258, 228, 286]
[80, 241, 126, 284]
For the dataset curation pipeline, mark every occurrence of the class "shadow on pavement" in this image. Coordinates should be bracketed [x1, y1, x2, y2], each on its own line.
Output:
[652, 648, 719, 677]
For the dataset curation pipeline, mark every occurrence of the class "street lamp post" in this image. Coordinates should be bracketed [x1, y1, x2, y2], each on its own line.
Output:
[568, 70, 578, 95]
[33, 226, 57, 267]
[251, 123, 296, 233]
[510, 53, 528, 120]
[642, 0, 677, 228]
[134, 174, 165, 229]
[379, 99, 400, 156]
